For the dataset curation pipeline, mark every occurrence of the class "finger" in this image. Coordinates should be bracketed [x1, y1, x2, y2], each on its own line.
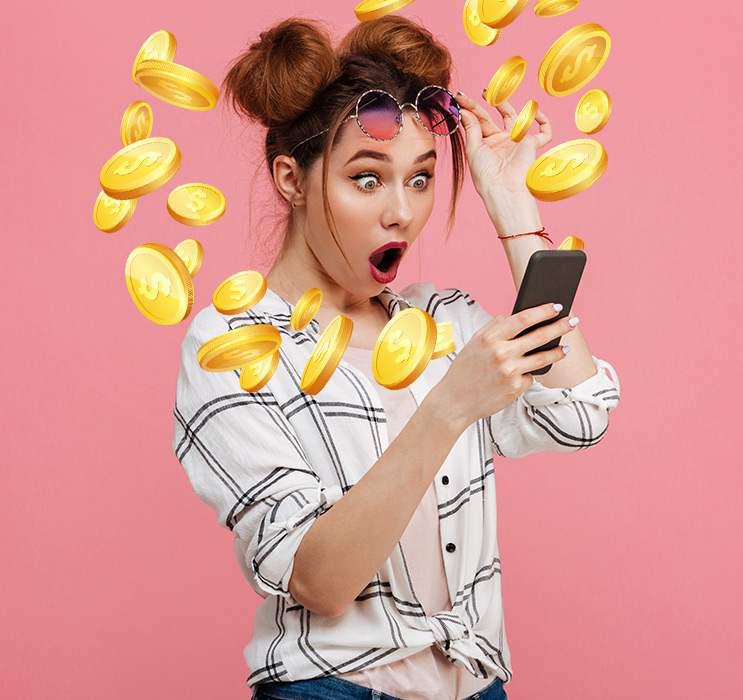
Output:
[494, 100, 518, 128]
[512, 314, 574, 357]
[517, 344, 567, 374]
[459, 108, 483, 155]
[533, 109, 552, 148]
[456, 91, 503, 137]
[504, 302, 563, 341]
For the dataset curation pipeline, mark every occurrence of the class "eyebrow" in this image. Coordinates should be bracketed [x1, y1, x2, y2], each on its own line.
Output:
[344, 148, 437, 166]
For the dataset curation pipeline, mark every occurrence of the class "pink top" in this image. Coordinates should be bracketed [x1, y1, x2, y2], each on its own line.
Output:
[334, 345, 495, 700]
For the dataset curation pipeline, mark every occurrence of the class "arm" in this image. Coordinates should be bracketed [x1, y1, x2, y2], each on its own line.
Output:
[290, 385, 465, 617]
[483, 185, 599, 390]
[172, 309, 467, 619]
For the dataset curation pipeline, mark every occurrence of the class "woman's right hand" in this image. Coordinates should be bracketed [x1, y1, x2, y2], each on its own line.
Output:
[435, 302, 575, 431]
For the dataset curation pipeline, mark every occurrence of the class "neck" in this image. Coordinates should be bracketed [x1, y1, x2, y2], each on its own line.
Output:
[266, 230, 385, 317]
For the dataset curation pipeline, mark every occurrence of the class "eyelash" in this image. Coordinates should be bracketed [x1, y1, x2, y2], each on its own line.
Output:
[350, 170, 434, 194]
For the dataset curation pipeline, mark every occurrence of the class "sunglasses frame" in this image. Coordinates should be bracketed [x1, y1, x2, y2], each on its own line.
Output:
[288, 84, 462, 157]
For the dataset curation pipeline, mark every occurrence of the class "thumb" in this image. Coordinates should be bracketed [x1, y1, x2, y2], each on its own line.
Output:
[459, 108, 482, 156]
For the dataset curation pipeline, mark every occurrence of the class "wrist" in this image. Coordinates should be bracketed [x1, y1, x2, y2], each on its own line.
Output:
[422, 383, 470, 439]
[481, 186, 542, 237]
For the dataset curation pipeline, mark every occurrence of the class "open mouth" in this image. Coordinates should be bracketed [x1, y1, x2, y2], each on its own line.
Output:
[368, 241, 407, 275]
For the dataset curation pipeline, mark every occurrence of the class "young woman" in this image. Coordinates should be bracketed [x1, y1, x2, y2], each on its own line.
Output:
[172, 14, 621, 700]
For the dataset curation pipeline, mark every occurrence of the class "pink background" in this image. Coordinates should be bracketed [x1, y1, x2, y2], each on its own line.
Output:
[3, 0, 741, 698]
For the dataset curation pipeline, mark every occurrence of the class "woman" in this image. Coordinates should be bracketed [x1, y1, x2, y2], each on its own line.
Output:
[172, 14, 621, 700]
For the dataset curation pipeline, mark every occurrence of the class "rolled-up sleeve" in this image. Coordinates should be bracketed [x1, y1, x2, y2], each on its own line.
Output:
[487, 355, 621, 458]
[171, 309, 343, 600]
[444, 286, 622, 458]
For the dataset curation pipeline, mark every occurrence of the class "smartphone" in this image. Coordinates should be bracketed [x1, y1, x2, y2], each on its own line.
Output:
[510, 249, 587, 375]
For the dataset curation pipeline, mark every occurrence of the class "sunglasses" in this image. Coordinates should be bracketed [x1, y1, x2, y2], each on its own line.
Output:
[288, 85, 462, 156]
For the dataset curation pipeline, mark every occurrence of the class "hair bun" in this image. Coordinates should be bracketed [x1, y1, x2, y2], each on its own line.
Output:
[336, 14, 452, 88]
[222, 17, 340, 128]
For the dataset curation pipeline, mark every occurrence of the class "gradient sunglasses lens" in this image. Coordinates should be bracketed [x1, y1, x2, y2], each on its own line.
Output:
[416, 86, 460, 135]
[356, 90, 402, 139]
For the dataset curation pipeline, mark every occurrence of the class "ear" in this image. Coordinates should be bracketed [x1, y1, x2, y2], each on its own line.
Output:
[273, 155, 305, 206]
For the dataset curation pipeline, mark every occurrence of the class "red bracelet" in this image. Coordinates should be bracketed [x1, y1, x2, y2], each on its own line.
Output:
[497, 226, 554, 245]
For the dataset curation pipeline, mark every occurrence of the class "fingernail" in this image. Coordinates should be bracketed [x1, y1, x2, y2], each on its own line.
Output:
[568, 316, 580, 327]
[553, 303, 563, 312]
[562, 344, 571, 353]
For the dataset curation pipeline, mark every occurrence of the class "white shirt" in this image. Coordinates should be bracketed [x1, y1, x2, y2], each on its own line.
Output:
[171, 282, 621, 694]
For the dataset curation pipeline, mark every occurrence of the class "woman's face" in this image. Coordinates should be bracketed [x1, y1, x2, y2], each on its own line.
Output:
[298, 109, 437, 299]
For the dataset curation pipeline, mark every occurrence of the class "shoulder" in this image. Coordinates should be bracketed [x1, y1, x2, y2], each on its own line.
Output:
[399, 282, 481, 319]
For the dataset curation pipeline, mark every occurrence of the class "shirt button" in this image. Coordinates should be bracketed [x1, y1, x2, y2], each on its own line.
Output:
[446, 542, 456, 553]
[441, 475, 449, 485]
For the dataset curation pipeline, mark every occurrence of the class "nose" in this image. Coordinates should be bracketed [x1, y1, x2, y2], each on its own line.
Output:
[381, 181, 415, 230]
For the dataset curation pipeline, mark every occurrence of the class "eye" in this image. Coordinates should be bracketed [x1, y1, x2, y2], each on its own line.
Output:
[350, 171, 434, 194]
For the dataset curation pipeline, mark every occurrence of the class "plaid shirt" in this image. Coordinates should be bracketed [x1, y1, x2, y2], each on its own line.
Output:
[171, 282, 621, 692]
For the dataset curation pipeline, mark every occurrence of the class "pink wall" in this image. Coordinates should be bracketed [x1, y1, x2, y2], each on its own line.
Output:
[2, 0, 741, 697]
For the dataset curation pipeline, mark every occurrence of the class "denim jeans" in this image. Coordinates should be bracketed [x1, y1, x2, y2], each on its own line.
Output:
[252, 673, 508, 700]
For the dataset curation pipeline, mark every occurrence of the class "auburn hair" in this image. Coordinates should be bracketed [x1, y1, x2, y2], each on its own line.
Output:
[221, 14, 466, 267]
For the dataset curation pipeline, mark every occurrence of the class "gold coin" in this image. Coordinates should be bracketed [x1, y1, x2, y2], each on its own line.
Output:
[372, 308, 437, 390]
[557, 235, 584, 250]
[292, 288, 323, 330]
[301, 316, 354, 395]
[482, 56, 527, 106]
[173, 239, 204, 276]
[240, 349, 281, 392]
[197, 325, 281, 371]
[463, 0, 501, 47]
[120, 100, 153, 146]
[354, 0, 417, 22]
[93, 190, 136, 233]
[510, 99, 539, 142]
[431, 321, 456, 359]
[538, 23, 612, 97]
[533, 0, 580, 17]
[526, 138, 607, 201]
[167, 183, 226, 226]
[477, 0, 529, 29]
[575, 88, 611, 134]
[134, 59, 219, 111]
[213, 270, 267, 315]
[131, 29, 177, 82]
[99, 136, 181, 199]
[124, 242, 193, 325]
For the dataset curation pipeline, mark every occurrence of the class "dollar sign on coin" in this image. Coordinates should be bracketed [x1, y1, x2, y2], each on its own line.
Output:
[93, 191, 137, 233]
[526, 138, 607, 201]
[120, 100, 153, 146]
[372, 308, 437, 389]
[100, 136, 181, 199]
[212, 270, 267, 315]
[124, 242, 194, 324]
[167, 183, 226, 226]
[575, 88, 611, 134]
[539, 23, 612, 97]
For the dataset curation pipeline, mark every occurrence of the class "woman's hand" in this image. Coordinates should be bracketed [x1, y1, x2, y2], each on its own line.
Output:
[456, 92, 553, 198]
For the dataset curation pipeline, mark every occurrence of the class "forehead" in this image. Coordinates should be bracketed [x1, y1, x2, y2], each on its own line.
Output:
[333, 111, 436, 165]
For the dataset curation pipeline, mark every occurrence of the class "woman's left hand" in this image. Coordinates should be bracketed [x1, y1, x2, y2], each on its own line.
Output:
[456, 92, 553, 199]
